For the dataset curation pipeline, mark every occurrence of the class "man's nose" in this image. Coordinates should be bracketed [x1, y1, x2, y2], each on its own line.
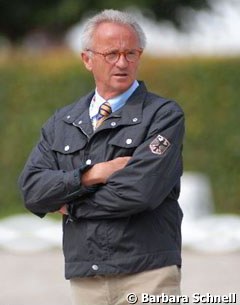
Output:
[115, 54, 128, 68]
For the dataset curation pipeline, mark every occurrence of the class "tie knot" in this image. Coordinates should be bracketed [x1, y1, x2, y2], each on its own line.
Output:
[99, 101, 112, 117]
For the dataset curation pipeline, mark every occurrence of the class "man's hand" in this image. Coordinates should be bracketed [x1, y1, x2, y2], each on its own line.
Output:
[82, 156, 131, 186]
[58, 205, 68, 215]
[58, 156, 131, 215]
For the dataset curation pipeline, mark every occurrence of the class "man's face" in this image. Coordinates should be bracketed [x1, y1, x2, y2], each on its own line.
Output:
[81, 22, 142, 99]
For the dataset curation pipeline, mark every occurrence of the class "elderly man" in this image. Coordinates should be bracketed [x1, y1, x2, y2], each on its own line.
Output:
[19, 9, 185, 305]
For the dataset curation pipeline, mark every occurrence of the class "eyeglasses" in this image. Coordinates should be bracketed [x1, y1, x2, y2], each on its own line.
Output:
[86, 49, 142, 64]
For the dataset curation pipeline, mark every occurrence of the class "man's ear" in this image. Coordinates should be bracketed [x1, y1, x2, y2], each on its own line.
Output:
[81, 52, 92, 71]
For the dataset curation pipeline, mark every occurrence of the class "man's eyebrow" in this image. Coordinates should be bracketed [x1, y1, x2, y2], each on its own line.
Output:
[103, 48, 133, 53]
[103, 49, 119, 53]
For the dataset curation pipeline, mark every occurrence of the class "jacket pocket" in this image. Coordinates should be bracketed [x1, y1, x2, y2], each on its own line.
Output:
[52, 132, 87, 154]
[51, 131, 87, 170]
[107, 126, 147, 158]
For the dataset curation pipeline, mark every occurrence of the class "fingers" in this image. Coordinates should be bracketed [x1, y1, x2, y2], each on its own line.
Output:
[59, 205, 68, 215]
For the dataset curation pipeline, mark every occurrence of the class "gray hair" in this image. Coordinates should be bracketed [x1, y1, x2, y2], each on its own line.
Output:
[81, 9, 146, 51]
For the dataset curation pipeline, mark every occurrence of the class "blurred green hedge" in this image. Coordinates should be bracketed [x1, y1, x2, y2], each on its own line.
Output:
[0, 51, 239, 218]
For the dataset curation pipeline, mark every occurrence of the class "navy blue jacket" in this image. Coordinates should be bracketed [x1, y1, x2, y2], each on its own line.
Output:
[19, 82, 185, 279]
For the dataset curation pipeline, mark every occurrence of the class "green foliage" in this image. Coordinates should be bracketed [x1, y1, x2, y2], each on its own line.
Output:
[0, 51, 239, 218]
[0, 0, 209, 41]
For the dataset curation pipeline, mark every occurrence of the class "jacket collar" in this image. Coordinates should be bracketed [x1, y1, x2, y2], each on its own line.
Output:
[112, 81, 147, 125]
[63, 81, 148, 137]
[63, 91, 94, 137]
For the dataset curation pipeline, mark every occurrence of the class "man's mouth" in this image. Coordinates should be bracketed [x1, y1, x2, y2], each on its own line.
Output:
[114, 73, 128, 77]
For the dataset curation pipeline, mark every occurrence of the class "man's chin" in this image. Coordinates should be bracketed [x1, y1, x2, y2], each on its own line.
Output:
[112, 79, 132, 92]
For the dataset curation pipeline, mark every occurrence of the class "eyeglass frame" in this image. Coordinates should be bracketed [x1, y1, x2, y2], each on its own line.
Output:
[85, 48, 143, 64]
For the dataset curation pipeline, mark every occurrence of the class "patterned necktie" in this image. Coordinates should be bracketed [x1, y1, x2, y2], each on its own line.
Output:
[95, 101, 112, 128]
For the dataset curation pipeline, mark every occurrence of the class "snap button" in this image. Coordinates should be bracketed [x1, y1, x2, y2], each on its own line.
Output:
[126, 138, 133, 145]
[111, 122, 117, 127]
[132, 117, 138, 122]
[64, 145, 70, 151]
[66, 115, 71, 119]
[92, 264, 99, 271]
[86, 159, 92, 165]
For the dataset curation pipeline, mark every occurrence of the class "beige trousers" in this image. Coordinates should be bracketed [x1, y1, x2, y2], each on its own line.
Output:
[70, 265, 181, 305]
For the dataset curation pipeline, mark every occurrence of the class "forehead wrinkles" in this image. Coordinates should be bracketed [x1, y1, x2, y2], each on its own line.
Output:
[92, 22, 139, 50]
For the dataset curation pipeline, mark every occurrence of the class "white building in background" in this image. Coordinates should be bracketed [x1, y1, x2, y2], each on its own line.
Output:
[179, 173, 240, 253]
[65, 0, 240, 57]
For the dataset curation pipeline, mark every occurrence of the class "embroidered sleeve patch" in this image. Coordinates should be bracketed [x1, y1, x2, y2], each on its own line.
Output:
[149, 135, 171, 155]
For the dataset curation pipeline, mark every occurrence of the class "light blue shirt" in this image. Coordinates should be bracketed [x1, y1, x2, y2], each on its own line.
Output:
[89, 80, 139, 129]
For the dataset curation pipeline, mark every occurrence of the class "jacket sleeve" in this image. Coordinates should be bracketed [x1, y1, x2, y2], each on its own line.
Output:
[18, 113, 94, 217]
[75, 105, 185, 219]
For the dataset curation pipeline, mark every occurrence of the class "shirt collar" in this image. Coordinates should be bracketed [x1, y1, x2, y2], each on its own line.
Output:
[89, 80, 139, 119]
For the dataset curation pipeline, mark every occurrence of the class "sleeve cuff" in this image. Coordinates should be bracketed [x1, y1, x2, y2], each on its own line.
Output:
[64, 165, 97, 199]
